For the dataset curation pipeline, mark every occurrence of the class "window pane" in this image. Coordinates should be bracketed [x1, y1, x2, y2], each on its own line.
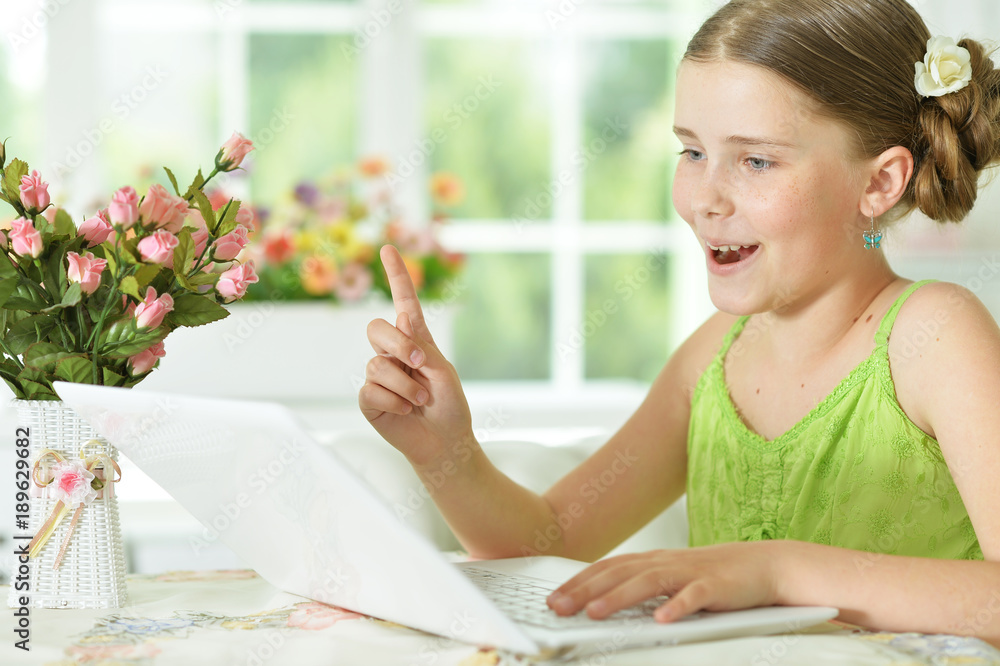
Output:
[425, 39, 551, 220]
[0, 44, 42, 185]
[582, 39, 675, 222]
[99, 32, 219, 189]
[249, 34, 357, 204]
[453, 254, 551, 380]
[583, 253, 670, 381]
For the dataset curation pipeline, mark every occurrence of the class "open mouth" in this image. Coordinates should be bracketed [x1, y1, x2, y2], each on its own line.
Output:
[708, 243, 759, 265]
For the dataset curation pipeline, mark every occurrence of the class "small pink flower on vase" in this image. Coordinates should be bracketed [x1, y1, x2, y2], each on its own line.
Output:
[139, 184, 189, 233]
[211, 225, 250, 262]
[216, 132, 254, 172]
[137, 229, 180, 265]
[335, 262, 373, 302]
[50, 460, 98, 507]
[9, 217, 43, 258]
[133, 286, 174, 329]
[18, 170, 50, 212]
[66, 251, 108, 295]
[128, 340, 165, 375]
[77, 210, 114, 247]
[216, 261, 259, 302]
[108, 186, 140, 229]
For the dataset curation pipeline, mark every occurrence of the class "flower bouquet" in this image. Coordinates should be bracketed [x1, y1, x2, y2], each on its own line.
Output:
[1, 132, 257, 609]
[243, 157, 465, 305]
[0, 132, 258, 399]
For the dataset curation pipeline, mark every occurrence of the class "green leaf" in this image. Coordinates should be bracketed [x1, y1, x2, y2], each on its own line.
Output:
[186, 271, 218, 287]
[0, 253, 16, 278]
[0, 276, 18, 307]
[190, 189, 216, 233]
[22, 341, 65, 370]
[118, 275, 141, 300]
[172, 228, 195, 274]
[20, 378, 57, 400]
[3, 279, 48, 312]
[54, 356, 94, 383]
[169, 293, 229, 327]
[103, 328, 166, 358]
[1, 158, 28, 206]
[132, 263, 162, 291]
[102, 367, 127, 387]
[6, 314, 56, 354]
[104, 251, 118, 281]
[53, 209, 76, 237]
[164, 167, 181, 196]
[41, 282, 81, 313]
[215, 199, 240, 238]
[0, 138, 6, 170]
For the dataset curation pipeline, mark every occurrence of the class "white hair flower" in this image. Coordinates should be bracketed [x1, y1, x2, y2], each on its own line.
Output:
[914, 36, 972, 98]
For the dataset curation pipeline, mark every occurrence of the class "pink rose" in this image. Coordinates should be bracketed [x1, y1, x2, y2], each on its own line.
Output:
[50, 460, 97, 507]
[128, 340, 165, 375]
[77, 210, 114, 247]
[137, 230, 180, 265]
[217, 132, 254, 171]
[133, 286, 174, 329]
[66, 251, 108, 295]
[216, 261, 258, 302]
[19, 170, 50, 211]
[108, 186, 140, 228]
[234, 205, 257, 232]
[9, 217, 43, 258]
[191, 226, 210, 259]
[211, 226, 249, 261]
[139, 184, 189, 233]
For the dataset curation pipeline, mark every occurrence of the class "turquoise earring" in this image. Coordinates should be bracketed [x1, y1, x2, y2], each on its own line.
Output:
[863, 211, 883, 250]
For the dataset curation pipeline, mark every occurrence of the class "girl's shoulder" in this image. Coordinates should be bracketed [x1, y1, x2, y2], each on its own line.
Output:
[670, 311, 742, 390]
[888, 280, 1000, 439]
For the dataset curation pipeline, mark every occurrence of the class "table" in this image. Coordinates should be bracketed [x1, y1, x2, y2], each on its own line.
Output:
[3, 570, 1000, 665]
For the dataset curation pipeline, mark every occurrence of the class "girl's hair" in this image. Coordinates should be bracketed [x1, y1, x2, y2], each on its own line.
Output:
[684, 0, 1000, 223]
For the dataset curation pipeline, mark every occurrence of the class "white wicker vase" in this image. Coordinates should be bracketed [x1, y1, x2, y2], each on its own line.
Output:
[8, 399, 129, 609]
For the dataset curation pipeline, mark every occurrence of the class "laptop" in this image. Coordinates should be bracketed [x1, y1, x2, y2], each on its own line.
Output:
[53, 382, 839, 657]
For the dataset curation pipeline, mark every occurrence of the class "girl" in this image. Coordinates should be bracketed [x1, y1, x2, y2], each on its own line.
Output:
[360, 0, 1000, 644]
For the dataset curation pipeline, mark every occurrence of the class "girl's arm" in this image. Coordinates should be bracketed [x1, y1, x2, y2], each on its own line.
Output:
[361, 245, 733, 561]
[549, 282, 1000, 645]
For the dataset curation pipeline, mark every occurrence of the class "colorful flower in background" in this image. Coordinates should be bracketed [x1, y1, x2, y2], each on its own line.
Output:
[242, 158, 465, 304]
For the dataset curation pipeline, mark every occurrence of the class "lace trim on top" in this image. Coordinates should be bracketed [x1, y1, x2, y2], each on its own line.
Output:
[698, 280, 937, 451]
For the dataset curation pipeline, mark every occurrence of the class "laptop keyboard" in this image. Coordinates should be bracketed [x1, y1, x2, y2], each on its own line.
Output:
[462, 567, 680, 630]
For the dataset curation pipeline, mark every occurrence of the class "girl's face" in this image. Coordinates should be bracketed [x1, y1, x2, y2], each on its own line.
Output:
[672, 59, 868, 316]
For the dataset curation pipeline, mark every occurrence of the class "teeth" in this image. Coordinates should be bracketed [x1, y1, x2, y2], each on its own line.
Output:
[728, 245, 741, 252]
[707, 243, 754, 251]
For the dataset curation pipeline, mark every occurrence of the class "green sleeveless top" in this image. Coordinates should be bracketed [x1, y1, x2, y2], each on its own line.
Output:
[686, 280, 982, 560]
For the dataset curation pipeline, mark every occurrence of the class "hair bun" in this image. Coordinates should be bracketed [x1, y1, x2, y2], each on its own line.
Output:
[910, 38, 1000, 223]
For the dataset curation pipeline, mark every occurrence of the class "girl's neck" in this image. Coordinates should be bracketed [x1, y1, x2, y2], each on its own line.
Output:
[761, 256, 900, 365]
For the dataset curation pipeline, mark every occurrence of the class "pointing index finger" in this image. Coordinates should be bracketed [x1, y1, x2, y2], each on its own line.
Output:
[380, 244, 435, 344]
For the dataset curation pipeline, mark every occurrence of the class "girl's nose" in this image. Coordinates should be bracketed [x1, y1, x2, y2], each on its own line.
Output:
[691, 165, 734, 219]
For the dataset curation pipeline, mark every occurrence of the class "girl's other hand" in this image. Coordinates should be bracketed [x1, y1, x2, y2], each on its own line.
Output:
[359, 245, 474, 468]
[546, 542, 785, 623]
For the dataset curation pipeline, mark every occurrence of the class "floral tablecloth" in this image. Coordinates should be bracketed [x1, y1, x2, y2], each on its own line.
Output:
[2, 570, 999, 666]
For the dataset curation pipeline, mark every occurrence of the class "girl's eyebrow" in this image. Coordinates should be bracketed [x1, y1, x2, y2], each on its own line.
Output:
[672, 126, 795, 148]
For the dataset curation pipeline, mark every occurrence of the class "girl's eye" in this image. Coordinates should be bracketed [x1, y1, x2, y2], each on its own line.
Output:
[747, 157, 774, 172]
[679, 149, 706, 162]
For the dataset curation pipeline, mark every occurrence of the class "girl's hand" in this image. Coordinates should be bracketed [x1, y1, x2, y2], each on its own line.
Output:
[547, 542, 784, 623]
[359, 245, 474, 467]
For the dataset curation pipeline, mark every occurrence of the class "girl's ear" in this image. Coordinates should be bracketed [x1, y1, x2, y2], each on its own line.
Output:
[864, 146, 914, 215]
